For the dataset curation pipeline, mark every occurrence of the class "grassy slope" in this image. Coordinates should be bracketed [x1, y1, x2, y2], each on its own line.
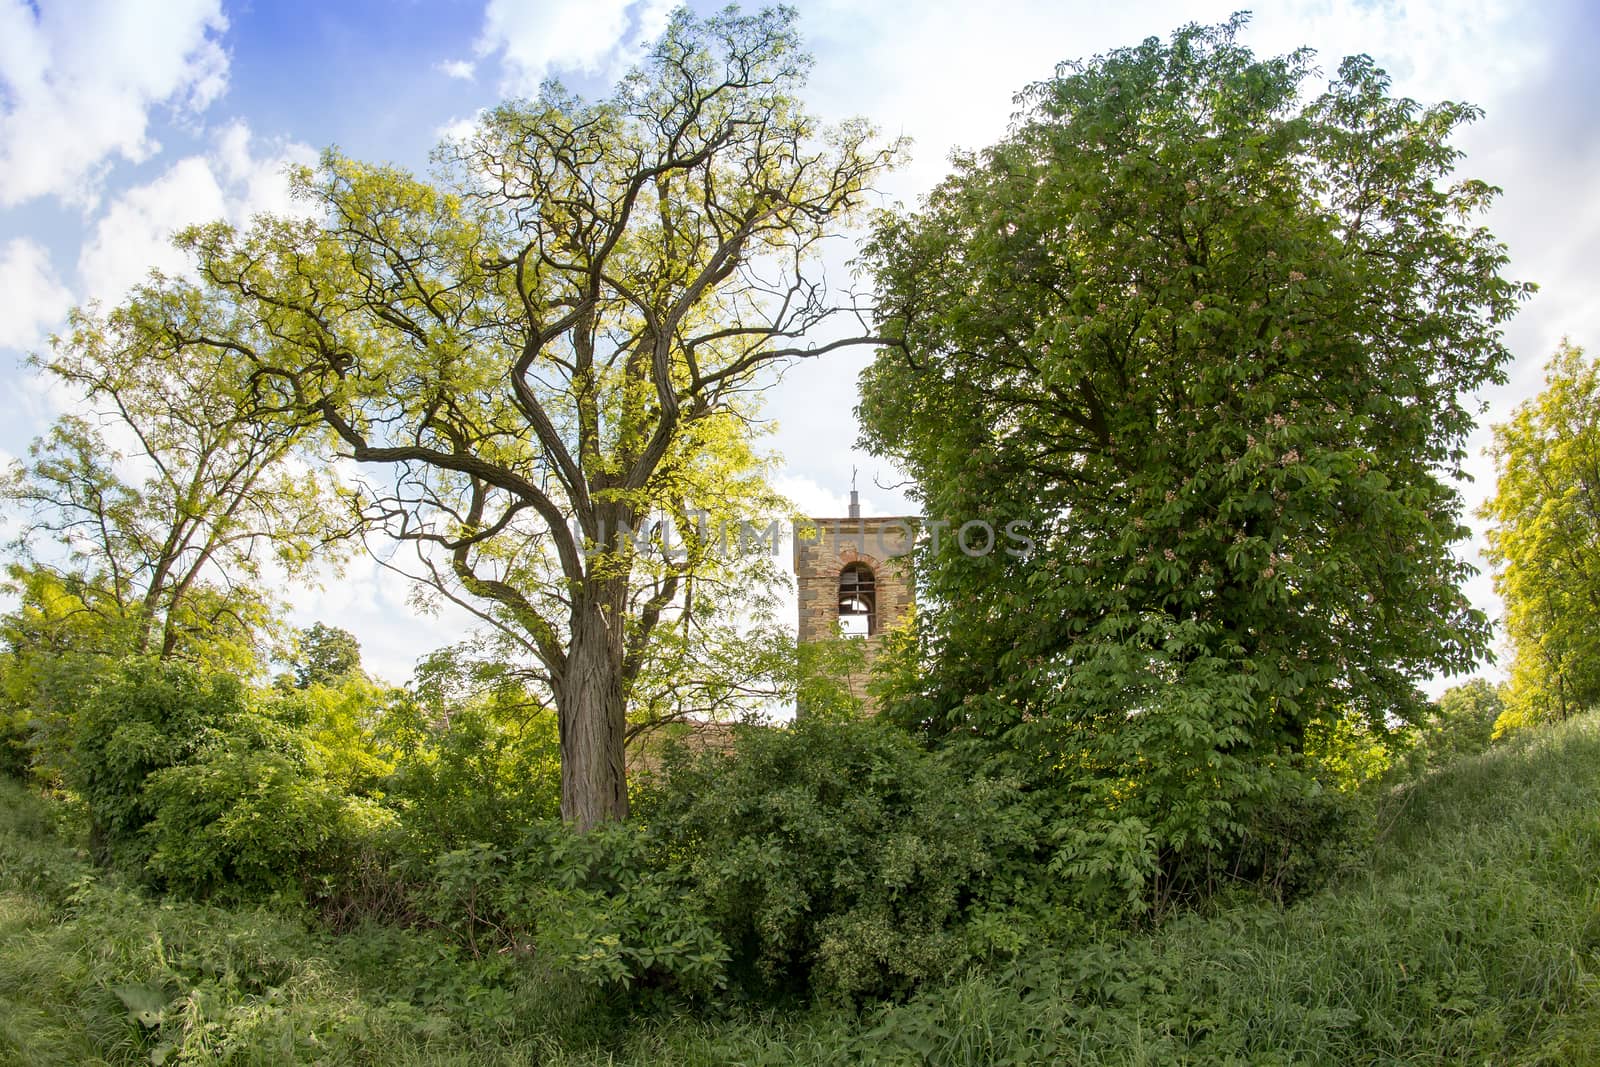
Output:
[634, 714, 1600, 1066]
[3, 715, 1599, 1065]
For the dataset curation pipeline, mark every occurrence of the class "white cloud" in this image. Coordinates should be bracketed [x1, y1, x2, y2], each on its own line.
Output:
[437, 58, 476, 80]
[77, 122, 316, 306]
[772, 474, 851, 520]
[210, 121, 317, 220]
[0, 238, 72, 352]
[0, 0, 229, 208]
[435, 112, 484, 145]
[474, 0, 676, 96]
[801, 0, 1534, 204]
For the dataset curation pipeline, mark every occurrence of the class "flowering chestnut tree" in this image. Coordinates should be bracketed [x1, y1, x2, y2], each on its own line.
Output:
[859, 18, 1528, 874]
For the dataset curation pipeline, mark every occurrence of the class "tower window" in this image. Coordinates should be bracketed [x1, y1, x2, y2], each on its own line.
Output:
[838, 562, 876, 638]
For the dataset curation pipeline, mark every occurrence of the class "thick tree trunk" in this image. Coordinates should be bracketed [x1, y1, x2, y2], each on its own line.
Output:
[555, 597, 629, 830]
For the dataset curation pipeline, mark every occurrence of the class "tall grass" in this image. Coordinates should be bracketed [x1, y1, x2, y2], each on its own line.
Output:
[616, 715, 1600, 1064]
[3, 714, 1599, 1064]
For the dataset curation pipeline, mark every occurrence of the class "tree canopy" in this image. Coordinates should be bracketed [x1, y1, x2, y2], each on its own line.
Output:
[1, 306, 348, 673]
[859, 16, 1527, 869]
[0, 302, 351, 778]
[100, 7, 899, 827]
[1482, 342, 1600, 727]
[288, 622, 365, 690]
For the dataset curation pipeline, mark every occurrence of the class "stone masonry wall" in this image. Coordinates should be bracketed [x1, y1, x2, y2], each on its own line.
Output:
[794, 516, 917, 712]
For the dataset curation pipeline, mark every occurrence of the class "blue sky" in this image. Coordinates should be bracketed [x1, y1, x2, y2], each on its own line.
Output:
[2, 0, 1596, 684]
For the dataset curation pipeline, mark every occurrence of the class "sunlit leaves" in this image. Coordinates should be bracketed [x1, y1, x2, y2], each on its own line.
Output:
[1, 300, 352, 678]
[1482, 343, 1600, 727]
[103, 8, 900, 825]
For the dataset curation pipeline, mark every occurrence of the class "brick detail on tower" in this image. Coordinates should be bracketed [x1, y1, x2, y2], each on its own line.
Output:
[794, 515, 916, 713]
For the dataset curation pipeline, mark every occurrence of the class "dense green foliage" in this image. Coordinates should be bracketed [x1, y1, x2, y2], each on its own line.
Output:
[378, 693, 561, 860]
[30, 649, 563, 905]
[111, 5, 900, 828]
[1, 10, 1590, 1063]
[858, 16, 1526, 892]
[639, 718, 1045, 1000]
[320, 718, 1051, 1004]
[66, 659, 380, 898]
[0, 310, 348, 678]
[1482, 343, 1600, 729]
[6, 710, 1599, 1064]
[22, 652, 1051, 1005]
[70, 659, 254, 866]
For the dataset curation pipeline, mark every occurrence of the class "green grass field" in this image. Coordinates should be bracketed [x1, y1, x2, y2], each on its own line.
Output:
[5, 713, 1600, 1065]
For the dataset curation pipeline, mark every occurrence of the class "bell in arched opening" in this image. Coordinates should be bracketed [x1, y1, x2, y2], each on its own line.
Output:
[838, 561, 876, 637]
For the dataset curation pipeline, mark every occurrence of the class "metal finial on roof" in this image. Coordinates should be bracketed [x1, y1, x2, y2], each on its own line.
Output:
[848, 466, 861, 519]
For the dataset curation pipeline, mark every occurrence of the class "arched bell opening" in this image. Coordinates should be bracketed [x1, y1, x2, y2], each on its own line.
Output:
[838, 562, 877, 638]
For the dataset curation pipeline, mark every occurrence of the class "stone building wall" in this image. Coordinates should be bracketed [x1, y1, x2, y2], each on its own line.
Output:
[794, 515, 917, 711]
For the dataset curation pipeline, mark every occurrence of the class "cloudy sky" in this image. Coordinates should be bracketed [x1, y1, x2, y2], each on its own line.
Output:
[1, 0, 1595, 685]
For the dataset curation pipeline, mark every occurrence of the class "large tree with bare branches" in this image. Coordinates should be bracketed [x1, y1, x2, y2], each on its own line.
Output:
[121, 7, 898, 827]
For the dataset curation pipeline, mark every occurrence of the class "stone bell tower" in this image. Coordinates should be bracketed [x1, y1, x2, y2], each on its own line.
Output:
[793, 479, 916, 711]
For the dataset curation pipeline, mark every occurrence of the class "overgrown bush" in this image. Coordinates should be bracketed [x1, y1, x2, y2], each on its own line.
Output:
[639, 716, 1048, 1001]
[530, 837, 730, 999]
[70, 658, 252, 867]
[378, 669, 562, 860]
[391, 717, 1050, 1005]
[67, 658, 393, 900]
[142, 729, 393, 901]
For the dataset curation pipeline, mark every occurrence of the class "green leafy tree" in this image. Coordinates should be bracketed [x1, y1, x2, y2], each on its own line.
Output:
[0, 566, 131, 778]
[288, 622, 364, 689]
[1, 307, 350, 674]
[0, 310, 351, 776]
[1421, 677, 1503, 765]
[266, 671, 399, 796]
[859, 18, 1527, 880]
[122, 9, 900, 828]
[1482, 343, 1600, 728]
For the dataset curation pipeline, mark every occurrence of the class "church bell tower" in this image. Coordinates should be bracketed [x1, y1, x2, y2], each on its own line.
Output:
[793, 479, 916, 712]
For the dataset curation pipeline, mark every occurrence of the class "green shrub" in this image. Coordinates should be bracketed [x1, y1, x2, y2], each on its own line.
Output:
[513, 823, 729, 997]
[142, 731, 393, 902]
[389, 718, 1048, 1006]
[640, 716, 1046, 1002]
[66, 659, 393, 900]
[70, 658, 252, 867]
[401, 822, 728, 1001]
[379, 689, 562, 860]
